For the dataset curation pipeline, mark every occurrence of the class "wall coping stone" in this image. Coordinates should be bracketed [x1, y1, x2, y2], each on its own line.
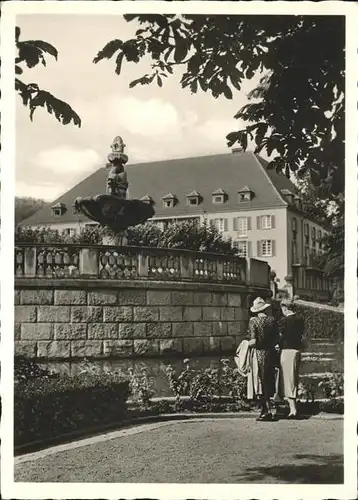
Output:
[15, 278, 270, 295]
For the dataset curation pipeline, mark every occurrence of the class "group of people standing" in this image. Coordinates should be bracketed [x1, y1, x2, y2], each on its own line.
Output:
[236, 296, 304, 422]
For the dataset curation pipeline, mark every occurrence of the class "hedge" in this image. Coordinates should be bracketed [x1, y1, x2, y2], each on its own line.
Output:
[272, 301, 343, 341]
[15, 372, 130, 446]
[295, 302, 343, 341]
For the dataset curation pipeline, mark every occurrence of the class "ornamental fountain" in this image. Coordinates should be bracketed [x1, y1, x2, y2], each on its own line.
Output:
[73, 136, 155, 239]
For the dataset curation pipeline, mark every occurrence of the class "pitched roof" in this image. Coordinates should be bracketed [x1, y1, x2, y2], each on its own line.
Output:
[162, 192, 177, 200]
[140, 194, 153, 202]
[187, 190, 200, 197]
[212, 188, 226, 195]
[20, 151, 298, 226]
[238, 185, 252, 193]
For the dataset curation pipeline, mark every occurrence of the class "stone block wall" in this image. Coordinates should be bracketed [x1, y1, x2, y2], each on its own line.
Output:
[14, 280, 270, 360]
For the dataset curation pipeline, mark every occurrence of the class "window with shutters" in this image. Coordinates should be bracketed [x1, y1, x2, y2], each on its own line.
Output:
[260, 215, 272, 229]
[63, 228, 77, 236]
[311, 227, 316, 244]
[318, 230, 322, 248]
[304, 223, 309, 244]
[292, 241, 298, 263]
[304, 246, 309, 265]
[212, 218, 228, 232]
[235, 217, 248, 237]
[233, 240, 248, 257]
[260, 240, 272, 257]
[292, 217, 297, 232]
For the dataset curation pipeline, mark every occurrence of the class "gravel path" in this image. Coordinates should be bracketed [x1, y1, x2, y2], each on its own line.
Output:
[15, 416, 343, 484]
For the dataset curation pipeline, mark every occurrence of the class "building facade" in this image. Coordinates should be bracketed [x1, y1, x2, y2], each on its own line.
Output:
[18, 150, 330, 299]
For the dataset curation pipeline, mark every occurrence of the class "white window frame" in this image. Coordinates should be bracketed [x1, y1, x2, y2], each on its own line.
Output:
[63, 228, 77, 237]
[187, 197, 199, 206]
[212, 195, 224, 204]
[163, 199, 174, 208]
[261, 239, 272, 257]
[213, 218, 225, 232]
[237, 217, 248, 237]
[234, 240, 248, 257]
[239, 193, 251, 202]
[260, 215, 272, 230]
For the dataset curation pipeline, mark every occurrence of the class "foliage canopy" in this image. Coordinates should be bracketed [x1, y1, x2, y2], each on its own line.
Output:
[94, 15, 344, 196]
[15, 27, 81, 127]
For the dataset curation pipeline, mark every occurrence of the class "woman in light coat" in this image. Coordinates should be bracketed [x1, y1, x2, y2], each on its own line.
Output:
[278, 298, 304, 419]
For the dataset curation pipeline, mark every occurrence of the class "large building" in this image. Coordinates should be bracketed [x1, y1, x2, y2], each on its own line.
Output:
[19, 149, 330, 299]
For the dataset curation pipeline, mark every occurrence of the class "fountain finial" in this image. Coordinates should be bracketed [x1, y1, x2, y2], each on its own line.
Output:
[73, 135, 155, 233]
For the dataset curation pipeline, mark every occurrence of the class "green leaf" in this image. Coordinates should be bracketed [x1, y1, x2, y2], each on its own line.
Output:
[157, 75, 163, 87]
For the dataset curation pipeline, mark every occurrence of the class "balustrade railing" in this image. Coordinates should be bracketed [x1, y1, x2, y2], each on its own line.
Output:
[14, 243, 270, 287]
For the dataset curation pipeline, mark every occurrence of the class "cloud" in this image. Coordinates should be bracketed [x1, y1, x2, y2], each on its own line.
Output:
[34, 146, 102, 176]
[110, 96, 180, 138]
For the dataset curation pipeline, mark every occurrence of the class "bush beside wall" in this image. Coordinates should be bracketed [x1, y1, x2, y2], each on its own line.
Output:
[15, 370, 130, 446]
[295, 302, 343, 341]
[272, 300, 343, 341]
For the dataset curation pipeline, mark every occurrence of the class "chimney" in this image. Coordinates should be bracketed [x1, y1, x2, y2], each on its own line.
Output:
[232, 147, 243, 154]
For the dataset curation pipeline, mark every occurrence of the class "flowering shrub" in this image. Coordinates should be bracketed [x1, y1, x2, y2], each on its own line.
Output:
[297, 381, 316, 403]
[318, 372, 344, 399]
[16, 220, 238, 255]
[77, 359, 155, 410]
[165, 358, 247, 411]
[127, 367, 155, 411]
[15, 226, 104, 244]
[14, 356, 59, 383]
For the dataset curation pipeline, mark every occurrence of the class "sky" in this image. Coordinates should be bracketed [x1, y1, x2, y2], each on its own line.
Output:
[16, 14, 260, 201]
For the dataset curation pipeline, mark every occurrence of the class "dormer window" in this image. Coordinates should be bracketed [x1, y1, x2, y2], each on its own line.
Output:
[238, 186, 253, 202]
[186, 190, 201, 206]
[212, 188, 226, 204]
[140, 194, 154, 205]
[281, 189, 294, 204]
[162, 193, 177, 208]
[51, 203, 66, 217]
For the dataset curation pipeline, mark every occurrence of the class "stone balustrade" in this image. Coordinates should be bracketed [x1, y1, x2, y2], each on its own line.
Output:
[14, 243, 265, 285]
[14, 244, 271, 360]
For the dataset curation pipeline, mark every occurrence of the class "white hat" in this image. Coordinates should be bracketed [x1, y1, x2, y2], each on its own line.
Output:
[250, 297, 271, 313]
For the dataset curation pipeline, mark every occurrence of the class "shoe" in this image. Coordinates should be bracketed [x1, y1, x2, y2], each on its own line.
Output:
[256, 413, 275, 422]
[287, 413, 298, 420]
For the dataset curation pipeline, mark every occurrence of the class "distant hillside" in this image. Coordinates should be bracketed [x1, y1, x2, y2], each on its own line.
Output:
[15, 197, 47, 224]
